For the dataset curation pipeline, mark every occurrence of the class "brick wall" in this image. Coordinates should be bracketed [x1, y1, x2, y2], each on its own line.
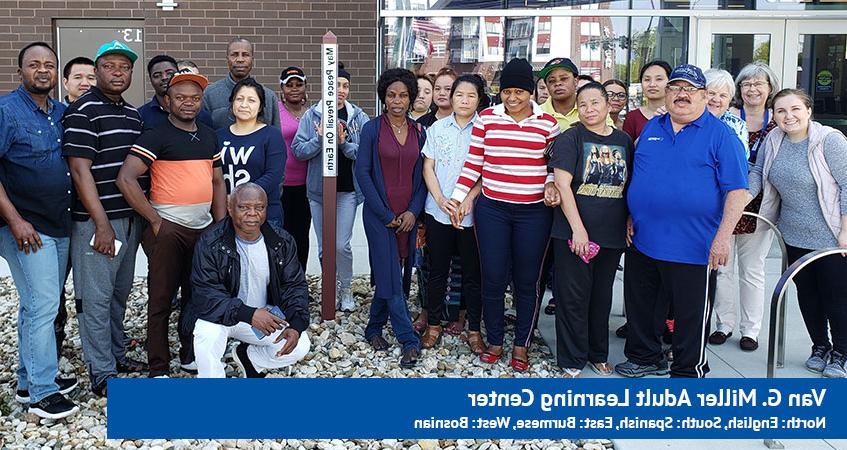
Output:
[0, 0, 379, 114]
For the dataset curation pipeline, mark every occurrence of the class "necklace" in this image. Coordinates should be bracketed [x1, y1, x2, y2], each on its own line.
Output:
[168, 115, 199, 140]
[389, 118, 406, 134]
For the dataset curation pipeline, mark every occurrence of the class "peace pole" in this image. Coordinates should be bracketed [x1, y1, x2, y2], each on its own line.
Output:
[320, 31, 338, 321]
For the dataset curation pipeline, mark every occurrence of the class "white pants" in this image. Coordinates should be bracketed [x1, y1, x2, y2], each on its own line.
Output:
[193, 319, 311, 378]
[713, 230, 774, 339]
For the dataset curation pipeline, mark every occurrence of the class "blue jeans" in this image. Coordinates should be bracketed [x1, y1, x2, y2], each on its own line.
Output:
[0, 227, 69, 402]
[474, 196, 552, 348]
[366, 289, 421, 351]
[309, 192, 358, 289]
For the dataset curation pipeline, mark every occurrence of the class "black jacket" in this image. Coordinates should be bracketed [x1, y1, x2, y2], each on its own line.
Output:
[182, 218, 310, 336]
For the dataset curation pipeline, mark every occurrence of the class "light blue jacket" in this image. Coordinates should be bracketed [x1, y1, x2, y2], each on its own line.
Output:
[291, 101, 369, 204]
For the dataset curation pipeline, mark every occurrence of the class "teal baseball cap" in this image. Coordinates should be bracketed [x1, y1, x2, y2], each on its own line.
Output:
[94, 40, 138, 64]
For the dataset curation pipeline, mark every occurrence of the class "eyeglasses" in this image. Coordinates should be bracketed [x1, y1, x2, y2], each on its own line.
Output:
[666, 85, 702, 95]
[608, 92, 628, 100]
[740, 81, 769, 89]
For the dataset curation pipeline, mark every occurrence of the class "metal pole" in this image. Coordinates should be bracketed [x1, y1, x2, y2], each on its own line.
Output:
[320, 32, 338, 321]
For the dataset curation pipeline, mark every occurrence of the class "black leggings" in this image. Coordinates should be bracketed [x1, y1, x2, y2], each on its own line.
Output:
[424, 214, 482, 331]
[281, 184, 311, 271]
[787, 245, 847, 354]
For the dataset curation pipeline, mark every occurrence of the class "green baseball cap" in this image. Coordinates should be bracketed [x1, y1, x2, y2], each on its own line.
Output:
[538, 57, 579, 80]
[94, 40, 138, 64]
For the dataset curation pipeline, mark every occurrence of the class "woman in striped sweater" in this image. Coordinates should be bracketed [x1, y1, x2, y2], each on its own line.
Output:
[449, 58, 561, 372]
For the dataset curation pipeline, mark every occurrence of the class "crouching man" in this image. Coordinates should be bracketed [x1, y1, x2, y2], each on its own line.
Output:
[183, 183, 311, 378]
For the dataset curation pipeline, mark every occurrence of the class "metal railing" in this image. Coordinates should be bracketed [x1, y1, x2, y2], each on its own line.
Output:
[763, 246, 844, 450]
[738, 212, 789, 370]
[766, 246, 846, 377]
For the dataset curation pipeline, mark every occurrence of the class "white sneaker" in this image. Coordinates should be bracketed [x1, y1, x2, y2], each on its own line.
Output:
[180, 361, 198, 373]
[153, 375, 169, 378]
[339, 287, 356, 312]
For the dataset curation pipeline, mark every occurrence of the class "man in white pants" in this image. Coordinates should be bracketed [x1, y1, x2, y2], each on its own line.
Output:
[184, 183, 310, 378]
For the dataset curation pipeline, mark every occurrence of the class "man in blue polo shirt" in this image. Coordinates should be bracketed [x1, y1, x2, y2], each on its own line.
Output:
[0, 42, 79, 419]
[618, 64, 748, 378]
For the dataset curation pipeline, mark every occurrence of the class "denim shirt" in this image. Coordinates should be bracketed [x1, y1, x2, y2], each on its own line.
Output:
[0, 85, 72, 237]
[422, 113, 476, 227]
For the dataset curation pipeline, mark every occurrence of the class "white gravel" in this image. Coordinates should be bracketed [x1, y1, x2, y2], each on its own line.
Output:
[0, 276, 613, 450]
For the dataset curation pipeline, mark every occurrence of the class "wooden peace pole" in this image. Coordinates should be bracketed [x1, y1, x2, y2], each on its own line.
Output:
[320, 31, 338, 321]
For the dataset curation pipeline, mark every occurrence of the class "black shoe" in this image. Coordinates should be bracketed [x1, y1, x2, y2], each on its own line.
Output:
[91, 379, 108, 398]
[232, 343, 266, 378]
[740, 336, 759, 351]
[400, 347, 419, 368]
[28, 393, 79, 420]
[708, 331, 732, 345]
[544, 299, 556, 315]
[15, 376, 78, 404]
[614, 360, 669, 378]
[615, 323, 628, 339]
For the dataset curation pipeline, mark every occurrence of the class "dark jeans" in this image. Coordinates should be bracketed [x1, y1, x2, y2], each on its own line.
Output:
[144, 219, 205, 376]
[553, 241, 622, 369]
[424, 214, 481, 331]
[474, 195, 552, 347]
[787, 245, 847, 354]
[282, 184, 311, 271]
[624, 248, 715, 378]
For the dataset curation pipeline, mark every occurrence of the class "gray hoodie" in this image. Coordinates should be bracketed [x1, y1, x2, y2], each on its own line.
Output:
[291, 101, 369, 204]
[202, 74, 281, 130]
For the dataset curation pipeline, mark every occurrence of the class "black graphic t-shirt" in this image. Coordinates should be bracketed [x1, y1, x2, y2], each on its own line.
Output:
[337, 107, 355, 192]
[548, 123, 634, 249]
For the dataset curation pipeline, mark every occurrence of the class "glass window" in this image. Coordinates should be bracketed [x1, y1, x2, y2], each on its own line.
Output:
[796, 33, 847, 134]
[381, 15, 688, 99]
[382, 0, 845, 10]
[710, 33, 771, 74]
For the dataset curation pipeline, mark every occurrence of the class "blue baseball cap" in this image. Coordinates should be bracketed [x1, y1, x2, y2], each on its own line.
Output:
[94, 40, 138, 64]
[668, 64, 706, 89]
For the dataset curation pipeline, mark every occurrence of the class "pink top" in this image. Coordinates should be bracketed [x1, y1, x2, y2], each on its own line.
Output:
[279, 101, 308, 186]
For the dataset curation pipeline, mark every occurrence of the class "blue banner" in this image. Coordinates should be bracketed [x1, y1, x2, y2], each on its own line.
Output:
[107, 378, 844, 439]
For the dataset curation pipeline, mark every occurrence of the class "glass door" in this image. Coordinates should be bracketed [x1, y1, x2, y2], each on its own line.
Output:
[785, 20, 847, 134]
[694, 20, 785, 77]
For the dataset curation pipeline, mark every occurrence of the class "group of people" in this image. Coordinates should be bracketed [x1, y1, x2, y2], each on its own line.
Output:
[2, 33, 845, 422]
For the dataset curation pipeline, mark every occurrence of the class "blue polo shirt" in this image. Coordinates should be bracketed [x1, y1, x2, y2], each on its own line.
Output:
[138, 95, 213, 131]
[0, 86, 72, 237]
[627, 109, 747, 265]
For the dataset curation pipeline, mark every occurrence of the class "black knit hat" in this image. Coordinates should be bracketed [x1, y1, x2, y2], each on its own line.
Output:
[499, 58, 534, 94]
[338, 62, 351, 82]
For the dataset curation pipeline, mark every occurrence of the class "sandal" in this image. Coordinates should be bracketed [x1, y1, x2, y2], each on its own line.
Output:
[480, 346, 503, 364]
[589, 362, 613, 376]
[368, 335, 390, 351]
[444, 320, 465, 336]
[511, 346, 529, 372]
[91, 379, 108, 398]
[562, 368, 581, 378]
[412, 311, 428, 335]
[466, 331, 485, 355]
[421, 325, 442, 349]
[116, 358, 149, 374]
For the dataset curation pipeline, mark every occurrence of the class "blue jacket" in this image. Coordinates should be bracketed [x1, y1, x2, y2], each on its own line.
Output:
[291, 101, 369, 204]
[354, 116, 427, 300]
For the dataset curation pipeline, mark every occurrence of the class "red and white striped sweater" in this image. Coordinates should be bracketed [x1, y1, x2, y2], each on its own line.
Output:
[451, 103, 559, 204]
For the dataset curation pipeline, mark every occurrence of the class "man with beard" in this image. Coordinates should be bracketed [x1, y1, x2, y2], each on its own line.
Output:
[138, 54, 212, 131]
[117, 69, 227, 378]
[0, 42, 78, 419]
[63, 40, 148, 397]
[202, 37, 280, 130]
[618, 64, 748, 378]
